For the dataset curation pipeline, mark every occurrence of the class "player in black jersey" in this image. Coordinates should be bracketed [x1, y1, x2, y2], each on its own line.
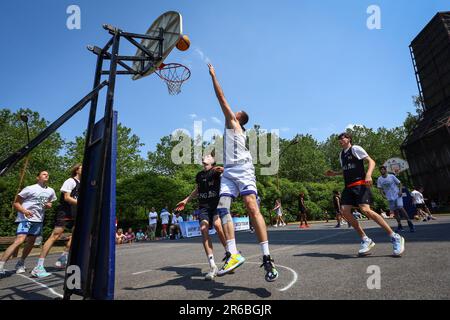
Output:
[326, 133, 405, 257]
[175, 155, 228, 280]
[31, 164, 82, 278]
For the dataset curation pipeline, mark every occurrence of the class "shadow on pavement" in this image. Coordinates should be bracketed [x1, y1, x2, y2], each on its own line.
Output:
[122, 266, 271, 299]
[293, 252, 395, 260]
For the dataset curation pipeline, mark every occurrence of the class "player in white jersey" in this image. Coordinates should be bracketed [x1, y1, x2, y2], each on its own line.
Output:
[208, 63, 278, 282]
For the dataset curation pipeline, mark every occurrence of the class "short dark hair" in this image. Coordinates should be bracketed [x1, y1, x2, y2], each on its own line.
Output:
[36, 170, 48, 177]
[379, 166, 387, 171]
[239, 111, 249, 127]
[333, 190, 340, 195]
[338, 132, 352, 143]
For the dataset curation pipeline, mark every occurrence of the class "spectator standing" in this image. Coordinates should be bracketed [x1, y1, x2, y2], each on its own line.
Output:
[148, 207, 158, 240]
[160, 208, 171, 239]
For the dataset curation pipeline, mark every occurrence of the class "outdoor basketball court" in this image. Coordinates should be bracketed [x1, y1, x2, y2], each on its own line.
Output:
[1, 217, 449, 300]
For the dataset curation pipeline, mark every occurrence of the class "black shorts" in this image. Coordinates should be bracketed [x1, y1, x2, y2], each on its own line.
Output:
[197, 207, 218, 228]
[341, 186, 373, 207]
[299, 207, 306, 214]
[54, 210, 75, 230]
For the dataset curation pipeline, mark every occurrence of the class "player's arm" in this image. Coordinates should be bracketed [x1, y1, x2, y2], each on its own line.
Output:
[63, 192, 77, 206]
[13, 195, 33, 218]
[208, 64, 237, 126]
[176, 187, 198, 211]
[363, 156, 376, 187]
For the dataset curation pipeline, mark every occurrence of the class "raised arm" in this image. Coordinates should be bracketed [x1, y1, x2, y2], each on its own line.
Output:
[208, 64, 237, 126]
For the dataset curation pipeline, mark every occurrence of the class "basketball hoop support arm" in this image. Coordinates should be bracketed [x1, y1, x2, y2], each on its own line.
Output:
[0, 80, 109, 177]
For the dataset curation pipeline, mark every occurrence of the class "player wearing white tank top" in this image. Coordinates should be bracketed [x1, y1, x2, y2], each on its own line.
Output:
[208, 63, 278, 282]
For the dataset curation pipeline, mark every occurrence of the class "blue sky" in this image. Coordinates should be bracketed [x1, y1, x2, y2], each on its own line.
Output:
[0, 1, 447, 155]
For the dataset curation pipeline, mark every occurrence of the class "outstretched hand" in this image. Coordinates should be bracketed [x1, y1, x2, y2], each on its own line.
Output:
[207, 63, 216, 77]
[175, 201, 186, 212]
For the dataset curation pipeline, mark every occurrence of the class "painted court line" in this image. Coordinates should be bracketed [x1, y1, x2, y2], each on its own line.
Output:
[133, 262, 298, 293]
[17, 274, 63, 299]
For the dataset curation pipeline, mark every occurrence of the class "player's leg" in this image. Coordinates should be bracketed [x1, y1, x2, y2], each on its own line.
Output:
[14, 235, 37, 274]
[199, 214, 218, 280]
[242, 194, 279, 282]
[56, 224, 73, 268]
[32, 225, 64, 278]
[359, 204, 405, 256]
[0, 231, 28, 276]
[397, 201, 415, 232]
[212, 215, 228, 253]
[216, 195, 245, 275]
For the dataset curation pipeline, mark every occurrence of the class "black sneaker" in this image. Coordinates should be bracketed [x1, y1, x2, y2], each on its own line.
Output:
[407, 221, 415, 232]
[260, 255, 279, 282]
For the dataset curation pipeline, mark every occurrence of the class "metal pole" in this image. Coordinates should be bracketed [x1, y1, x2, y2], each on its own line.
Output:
[84, 29, 120, 299]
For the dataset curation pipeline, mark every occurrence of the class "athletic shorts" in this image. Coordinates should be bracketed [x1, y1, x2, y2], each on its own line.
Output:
[198, 207, 218, 227]
[16, 221, 43, 236]
[341, 186, 373, 206]
[149, 224, 157, 232]
[388, 198, 404, 211]
[162, 224, 168, 231]
[54, 210, 75, 230]
[415, 203, 426, 210]
[220, 164, 257, 198]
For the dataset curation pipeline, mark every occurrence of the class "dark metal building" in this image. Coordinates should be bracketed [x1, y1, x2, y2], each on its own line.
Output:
[402, 12, 450, 202]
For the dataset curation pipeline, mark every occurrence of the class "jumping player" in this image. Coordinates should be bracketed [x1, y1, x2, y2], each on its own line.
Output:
[175, 155, 229, 281]
[377, 166, 415, 233]
[31, 164, 81, 278]
[326, 132, 405, 257]
[208, 63, 278, 282]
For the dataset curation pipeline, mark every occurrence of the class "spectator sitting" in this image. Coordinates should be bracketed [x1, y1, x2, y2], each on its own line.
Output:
[116, 228, 127, 244]
[352, 210, 363, 220]
[170, 212, 184, 240]
[380, 209, 392, 219]
[124, 228, 136, 244]
[136, 229, 146, 242]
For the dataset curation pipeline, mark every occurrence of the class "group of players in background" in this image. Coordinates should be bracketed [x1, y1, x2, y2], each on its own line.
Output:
[0, 64, 438, 283]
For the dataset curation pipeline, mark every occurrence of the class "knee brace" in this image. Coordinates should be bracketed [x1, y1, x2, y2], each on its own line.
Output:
[217, 196, 233, 226]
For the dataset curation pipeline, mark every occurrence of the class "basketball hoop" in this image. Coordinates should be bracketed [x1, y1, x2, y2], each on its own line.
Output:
[156, 63, 191, 95]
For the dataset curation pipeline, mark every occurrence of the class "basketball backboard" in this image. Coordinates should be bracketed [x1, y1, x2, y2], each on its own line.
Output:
[132, 11, 183, 80]
[384, 157, 409, 174]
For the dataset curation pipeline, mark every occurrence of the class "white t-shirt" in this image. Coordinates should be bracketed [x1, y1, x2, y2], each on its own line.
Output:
[377, 174, 401, 201]
[339, 145, 369, 167]
[16, 184, 57, 223]
[160, 210, 170, 225]
[411, 190, 425, 205]
[148, 211, 158, 225]
[60, 178, 79, 196]
[172, 214, 183, 225]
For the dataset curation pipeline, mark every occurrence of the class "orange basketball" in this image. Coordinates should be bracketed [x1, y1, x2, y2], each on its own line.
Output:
[176, 35, 190, 51]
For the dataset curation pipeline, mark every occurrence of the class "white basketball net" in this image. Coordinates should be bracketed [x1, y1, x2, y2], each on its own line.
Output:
[156, 63, 191, 95]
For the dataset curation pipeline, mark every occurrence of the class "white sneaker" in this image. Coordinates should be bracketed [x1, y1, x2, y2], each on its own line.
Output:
[391, 233, 405, 257]
[358, 238, 375, 256]
[205, 265, 218, 281]
[273, 225, 278, 228]
[15, 261, 26, 274]
[31, 265, 51, 278]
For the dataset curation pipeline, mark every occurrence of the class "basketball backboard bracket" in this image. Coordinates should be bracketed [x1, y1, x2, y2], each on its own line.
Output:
[87, 25, 165, 77]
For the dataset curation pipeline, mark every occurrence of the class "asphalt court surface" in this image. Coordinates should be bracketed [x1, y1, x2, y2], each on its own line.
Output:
[1, 216, 449, 300]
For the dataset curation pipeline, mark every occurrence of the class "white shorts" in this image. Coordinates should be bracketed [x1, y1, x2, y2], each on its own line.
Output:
[388, 197, 404, 211]
[220, 164, 257, 198]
